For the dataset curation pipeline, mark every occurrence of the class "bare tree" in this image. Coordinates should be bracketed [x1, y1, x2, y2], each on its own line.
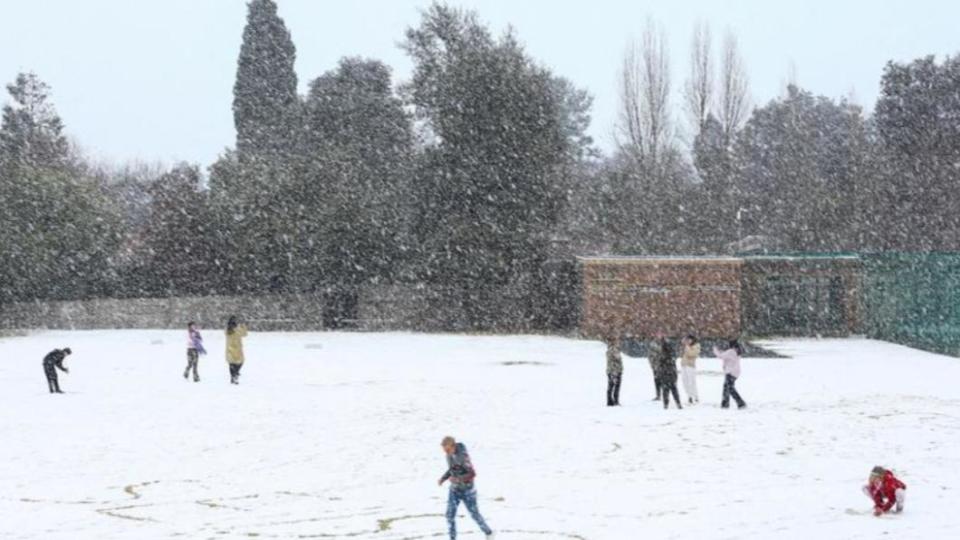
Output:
[618, 18, 672, 169]
[717, 31, 749, 145]
[684, 22, 713, 135]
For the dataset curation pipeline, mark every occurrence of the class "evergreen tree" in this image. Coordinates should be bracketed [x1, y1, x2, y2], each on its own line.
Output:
[218, 0, 303, 293]
[403, 4, 592, 329]
[0, 72, 70, 169]
[0, 73, 121, 303]
[139, 163, 215, 296]
[232, 0, 300, 163]
[873, 55, 960, 251]
[301, 58, 415, 324]
[207, 148, 295, 293]
[733, 85, 865, 252]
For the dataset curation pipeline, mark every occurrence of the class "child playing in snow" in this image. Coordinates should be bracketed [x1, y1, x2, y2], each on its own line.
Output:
[680, 334, 700, 404]
[605, 336, 623, 406]
[225, 316, 248, 385]
[863, 466, 906, 516]
[713, 339, 746, 409]
[184, 321, 206, 382]
[438, 436, 495, 539]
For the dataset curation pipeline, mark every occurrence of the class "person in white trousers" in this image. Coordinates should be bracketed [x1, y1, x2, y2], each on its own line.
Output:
[680, 335, 700, 404]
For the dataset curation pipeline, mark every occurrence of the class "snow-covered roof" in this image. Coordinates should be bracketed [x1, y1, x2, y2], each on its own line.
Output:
[742, 254, 860, 261]
[578, 255, 743, 264]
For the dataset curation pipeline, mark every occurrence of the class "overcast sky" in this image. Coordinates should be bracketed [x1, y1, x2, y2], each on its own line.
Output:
[1, 0, 957, 168]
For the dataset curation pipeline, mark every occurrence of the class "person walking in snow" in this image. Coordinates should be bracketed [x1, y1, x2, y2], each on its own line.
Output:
[184, 321, 206, 382]
[657, 337, 682, 409]
[714, 339, 747, 409]
[863, 466, 906, 516]
[605, 336, 623, 406]
[438, 436, 495, 540]
[648, 331, 668, 401]
[680, 334, 701, 404]
[225, 316, 248, 385]
[42, 347, 71, 394]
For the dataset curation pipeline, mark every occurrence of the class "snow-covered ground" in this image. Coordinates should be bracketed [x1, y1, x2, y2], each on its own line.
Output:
[1, 331, 958, 540]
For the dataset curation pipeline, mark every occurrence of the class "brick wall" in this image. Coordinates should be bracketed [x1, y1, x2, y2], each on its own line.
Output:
[579, 257, 743, 339]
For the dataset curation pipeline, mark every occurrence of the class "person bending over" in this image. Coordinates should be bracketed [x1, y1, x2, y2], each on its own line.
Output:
[43, 347, 71, 394]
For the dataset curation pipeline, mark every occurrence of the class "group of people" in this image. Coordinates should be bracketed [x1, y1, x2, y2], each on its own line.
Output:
[41, 316, 250, 393]
[606, 331, 747, 409]
[181, 316, 249, 384]
[606, 332, 909, 518]
[38, 322, 908, 528]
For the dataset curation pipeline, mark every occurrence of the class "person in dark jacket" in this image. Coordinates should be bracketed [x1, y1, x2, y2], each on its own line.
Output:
[43, 348, 71, 394]
[657, 338, 682, 409]
[648, 332, 667, 401]
[438, 436, 494, 540]
[605, 336, 623, 406]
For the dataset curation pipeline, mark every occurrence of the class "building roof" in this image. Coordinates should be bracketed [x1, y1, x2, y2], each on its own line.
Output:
[578, 253, 861, 265]
[578, 256, 743, 265]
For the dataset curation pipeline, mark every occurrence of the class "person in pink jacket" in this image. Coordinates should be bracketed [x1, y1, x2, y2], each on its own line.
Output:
[713, 339, 747, 409]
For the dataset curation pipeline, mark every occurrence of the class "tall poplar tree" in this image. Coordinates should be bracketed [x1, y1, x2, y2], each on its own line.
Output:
[232, 0, 299, 163]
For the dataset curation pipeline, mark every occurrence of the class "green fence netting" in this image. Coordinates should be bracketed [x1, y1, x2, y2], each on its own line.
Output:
[863, 253, 960, 356]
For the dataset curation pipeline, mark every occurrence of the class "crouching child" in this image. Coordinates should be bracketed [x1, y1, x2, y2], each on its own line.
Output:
[864, 466, 906, 516]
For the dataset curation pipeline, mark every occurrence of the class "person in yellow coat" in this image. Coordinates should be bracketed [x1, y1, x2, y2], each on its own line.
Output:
[225, 316, 248, 385]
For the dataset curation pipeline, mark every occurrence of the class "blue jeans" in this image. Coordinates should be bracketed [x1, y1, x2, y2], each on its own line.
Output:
[446, 487, 492, 539]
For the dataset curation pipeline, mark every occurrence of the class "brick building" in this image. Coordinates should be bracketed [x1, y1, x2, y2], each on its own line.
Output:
[579, 255, 862, 339]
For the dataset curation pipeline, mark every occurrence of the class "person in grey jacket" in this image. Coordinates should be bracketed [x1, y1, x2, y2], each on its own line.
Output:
[438, 436, 494, 540]
[606, 336, 623, 406]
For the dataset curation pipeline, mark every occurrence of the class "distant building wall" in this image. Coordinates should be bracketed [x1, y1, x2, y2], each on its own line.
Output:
[579, 255, 863, 339]
[579, 257, 743, 339]
[740, 256, 863, 337]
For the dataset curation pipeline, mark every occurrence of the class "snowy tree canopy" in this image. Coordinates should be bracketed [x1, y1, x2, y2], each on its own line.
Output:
[2, 3, 960, 333]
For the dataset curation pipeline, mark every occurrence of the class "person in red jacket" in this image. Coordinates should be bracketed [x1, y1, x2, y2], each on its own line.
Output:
[863, 466, 906, 516]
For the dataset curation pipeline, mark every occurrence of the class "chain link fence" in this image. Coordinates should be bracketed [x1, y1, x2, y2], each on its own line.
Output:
[863, 253, 960, 356]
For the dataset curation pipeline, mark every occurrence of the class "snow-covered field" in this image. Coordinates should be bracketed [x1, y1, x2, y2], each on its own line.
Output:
[1, 331, 958, 540]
